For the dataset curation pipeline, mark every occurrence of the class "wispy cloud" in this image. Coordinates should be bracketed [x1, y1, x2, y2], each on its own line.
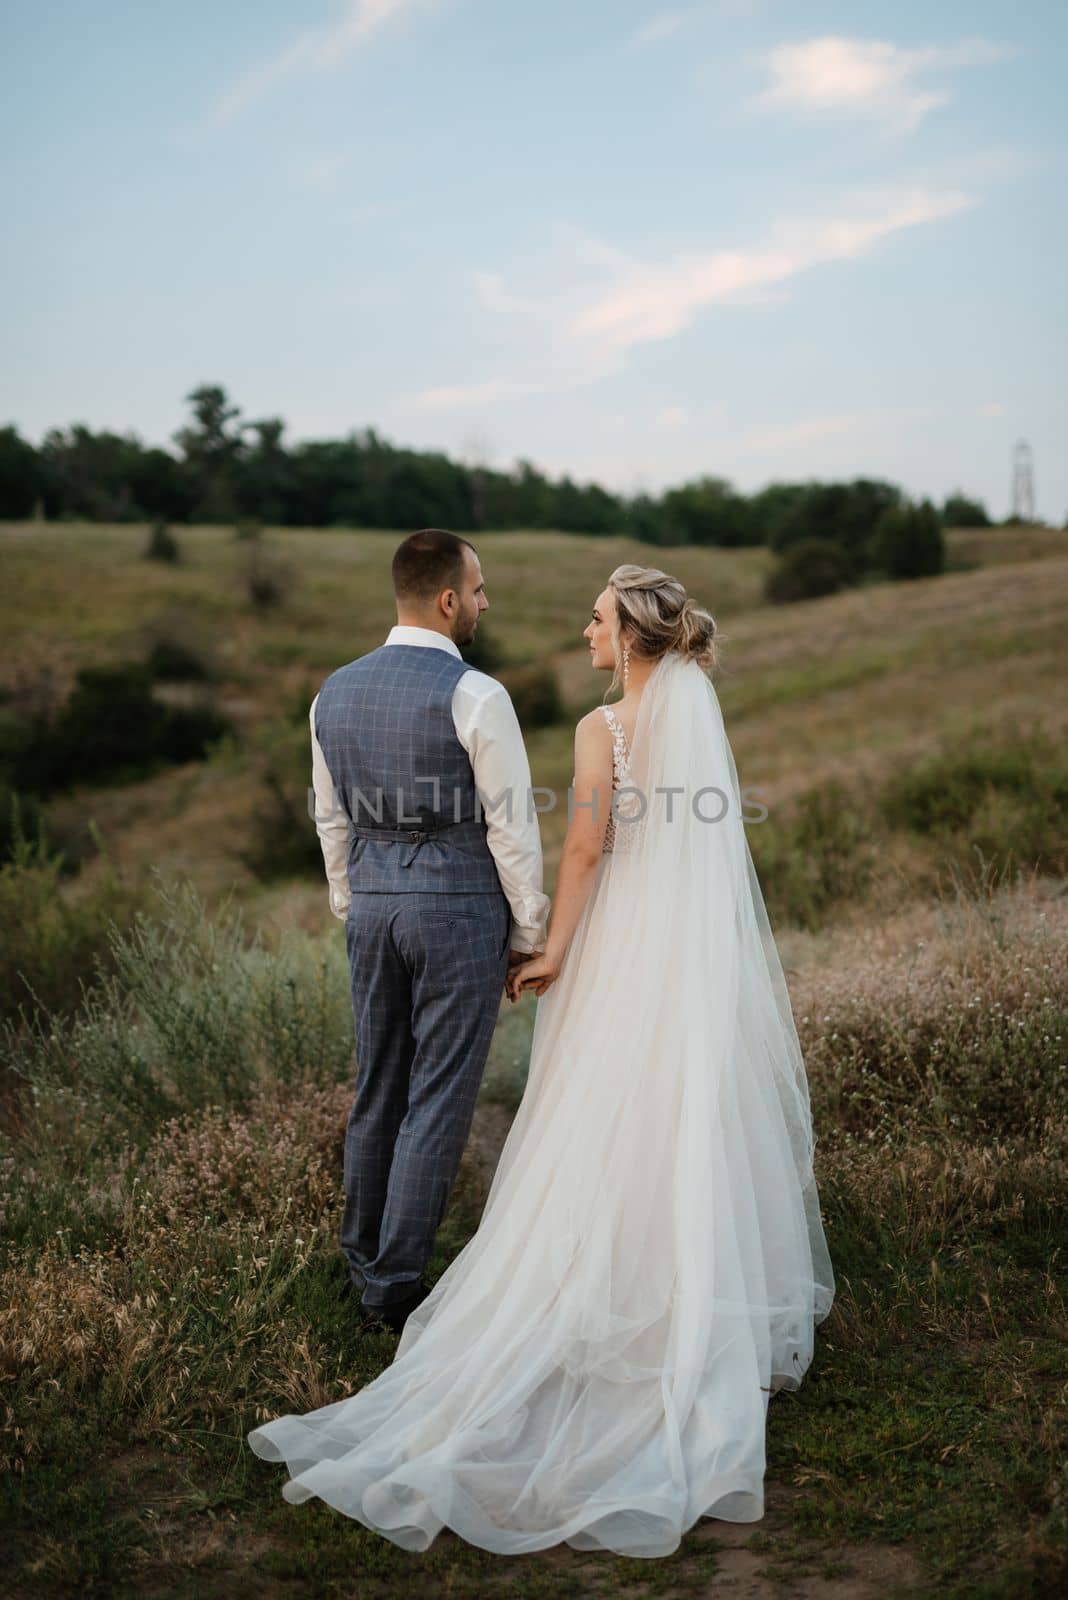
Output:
[732, 412, 868, 456]
[401, 185, 978, 414]
[749, 35, 1015, 135]
[625, 11, 691, 51]
[732, 406, 937, 458]
[211, 0, 440, 126]
[470, 271, 543, 319]
[409, 377, 514, 414]
[567, 186, 977, 352]
[624, 2, 760, 53]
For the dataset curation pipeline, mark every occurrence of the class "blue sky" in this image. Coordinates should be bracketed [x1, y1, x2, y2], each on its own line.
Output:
[3, 1, 1065, 519]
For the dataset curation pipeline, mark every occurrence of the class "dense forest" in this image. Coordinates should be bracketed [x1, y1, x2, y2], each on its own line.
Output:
[1, 385, 996, 566]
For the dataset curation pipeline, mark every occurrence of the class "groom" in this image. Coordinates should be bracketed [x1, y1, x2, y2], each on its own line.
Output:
[309, 529, 550, 1334]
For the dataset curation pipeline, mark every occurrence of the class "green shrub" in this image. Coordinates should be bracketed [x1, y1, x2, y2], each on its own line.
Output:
[0, 780, 47, 865]
[230, 720, 325, 882]
[28, 662, 169, 789]
[10, 661, 234, 795]
[158, 697, 232, 764]
[144, 520, 180, 563]
[0, 871, 356, 1156]
[868, 498, 945, 579]
[942, 491, 991, 528]
[145, 636, 212, 681]
[460, 622, 506, 673]
[240, 546, 295, 611]
[747, 776, 877, 931]
[500, 662, 564, 731]
[763, 537, 855, 603]
[877, 730, 1068, 878]
[0, 825, 148, 1034]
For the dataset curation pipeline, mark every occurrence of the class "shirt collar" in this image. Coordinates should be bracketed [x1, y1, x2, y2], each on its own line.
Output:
[384, 623, 461, 659]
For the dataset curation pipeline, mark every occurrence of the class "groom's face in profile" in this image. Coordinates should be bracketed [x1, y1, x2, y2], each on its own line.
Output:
[447, 545, 489, 648]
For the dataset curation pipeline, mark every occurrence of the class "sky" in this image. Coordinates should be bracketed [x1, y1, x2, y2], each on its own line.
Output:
[2, 0, 1065, 520]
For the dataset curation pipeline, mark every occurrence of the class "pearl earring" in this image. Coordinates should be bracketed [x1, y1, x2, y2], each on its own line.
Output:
[622, 642, 630, 689]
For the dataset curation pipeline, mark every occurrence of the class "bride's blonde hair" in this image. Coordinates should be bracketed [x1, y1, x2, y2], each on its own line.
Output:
[606, 564, 720, 692]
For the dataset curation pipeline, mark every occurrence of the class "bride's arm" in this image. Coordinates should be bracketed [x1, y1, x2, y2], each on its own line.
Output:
[511, 712, 613, 995]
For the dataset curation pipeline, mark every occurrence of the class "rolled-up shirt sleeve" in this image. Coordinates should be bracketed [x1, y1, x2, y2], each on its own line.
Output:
[309, 692, 352, 922]
[452, 674, 551, 954]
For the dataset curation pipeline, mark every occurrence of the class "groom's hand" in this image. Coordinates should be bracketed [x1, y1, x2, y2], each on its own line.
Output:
[504, 948, 535, 1003]
[506, 950, 558, 1001]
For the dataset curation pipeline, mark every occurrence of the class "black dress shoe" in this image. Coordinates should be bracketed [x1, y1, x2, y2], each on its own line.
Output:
[376, 1280, 433, 1334]
[339, 1278, 388, 1329]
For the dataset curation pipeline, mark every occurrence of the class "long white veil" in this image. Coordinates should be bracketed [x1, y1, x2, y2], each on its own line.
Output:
[247, 649, 835, 1556]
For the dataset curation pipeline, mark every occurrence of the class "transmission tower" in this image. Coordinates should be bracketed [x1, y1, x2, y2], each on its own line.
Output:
[1011, 439, 1035, 522]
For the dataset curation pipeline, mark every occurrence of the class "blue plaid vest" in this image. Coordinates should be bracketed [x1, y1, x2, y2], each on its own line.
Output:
[313, 644, 503, 895]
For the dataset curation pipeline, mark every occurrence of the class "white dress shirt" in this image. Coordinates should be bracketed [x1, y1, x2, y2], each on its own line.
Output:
[309, 624, 551, 954]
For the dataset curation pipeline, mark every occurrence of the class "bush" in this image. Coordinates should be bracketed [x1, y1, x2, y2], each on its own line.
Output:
[0, 825, 148, 1034]
[144, 521, 180, 563]
[146, 636, 211, 680]
[0, 871, 356, 1154]
[500, 662, 564, 731]
[877, 729, 1068, 878]
[27, 662, 170, 790]
[9, 661, 235, 796]
[0, 781, 46, 866]
[460, 623, 506, 673]
[140, 611, 216, 682]
[868, 499, 945, 579]
[942, 491, 991, 528]
[747, 776, 876, 931]
[241, 546, 296, 610]
[233, 722, 325, 883]
[763, 538, 855, 603]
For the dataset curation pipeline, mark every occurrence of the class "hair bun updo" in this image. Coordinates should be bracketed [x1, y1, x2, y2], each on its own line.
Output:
[607, 564, 720, 674]
[673, 595, 718, 670]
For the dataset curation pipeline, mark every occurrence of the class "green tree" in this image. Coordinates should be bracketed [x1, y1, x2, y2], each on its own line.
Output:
[37, 424, 151, 521]
[764, 538, 854, 603]
[660, 477, 753, 546]
[869, 498, 945, 579]
[172, 384, 245, 522]
[767, 478, 902, 568]
[238, 418, 295, 524]
[942, 490, 991, 527]
[0, 424, 42, 517]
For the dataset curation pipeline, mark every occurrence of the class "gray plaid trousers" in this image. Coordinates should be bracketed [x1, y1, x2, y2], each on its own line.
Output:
[341, 887, 511, 1308]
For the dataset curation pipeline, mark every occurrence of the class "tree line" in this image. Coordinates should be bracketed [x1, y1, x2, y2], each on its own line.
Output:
[2, 382, 995, 542]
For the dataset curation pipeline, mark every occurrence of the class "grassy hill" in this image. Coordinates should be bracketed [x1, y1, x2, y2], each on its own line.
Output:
[2, 518, 1066, 929]
[2, 519, 1067, 1598]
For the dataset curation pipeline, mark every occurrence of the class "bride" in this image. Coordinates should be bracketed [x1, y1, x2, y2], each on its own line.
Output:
[247, 563, 836, 1559]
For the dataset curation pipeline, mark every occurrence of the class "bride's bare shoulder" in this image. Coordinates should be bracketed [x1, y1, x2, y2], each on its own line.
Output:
[575, 707, 613, 744]
[572, 709, 614, 783]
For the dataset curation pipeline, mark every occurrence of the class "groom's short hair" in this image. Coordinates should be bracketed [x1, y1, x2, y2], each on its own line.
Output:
[392, 528, 476, 604]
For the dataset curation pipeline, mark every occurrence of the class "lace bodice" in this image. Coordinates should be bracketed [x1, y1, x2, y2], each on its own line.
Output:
[600, 704, 631, 853]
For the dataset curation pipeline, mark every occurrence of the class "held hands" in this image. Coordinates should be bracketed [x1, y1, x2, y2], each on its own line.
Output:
[505, 949, 560, 1002]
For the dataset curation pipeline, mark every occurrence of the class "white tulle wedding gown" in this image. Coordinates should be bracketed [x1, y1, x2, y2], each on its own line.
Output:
[248, 651, 835, 1558]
